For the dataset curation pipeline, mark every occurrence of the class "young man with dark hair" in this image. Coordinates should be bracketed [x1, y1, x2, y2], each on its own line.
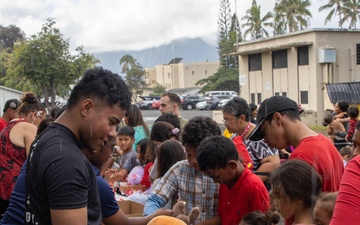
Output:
[249, 95, 344, 193]
[197, 136, 269, 225]
[25, 67, 132, 225]
[222, 97, 280, 184]
[159, 93, 187, 129]
[0, 99, 20, 131]
[144, 116, 221, 224]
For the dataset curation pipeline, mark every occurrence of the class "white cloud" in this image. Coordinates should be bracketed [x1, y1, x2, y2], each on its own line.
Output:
[0, 0, 342, 53]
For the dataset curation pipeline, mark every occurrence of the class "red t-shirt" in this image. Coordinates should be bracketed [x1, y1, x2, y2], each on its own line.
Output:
[217, 168, 270, 225]
[0, 118, 7, 132]
[232, 136, 253, 170]
[330, 155, 360, 225]
[290, 134, 344, 192]
[141, 162, 153, 189]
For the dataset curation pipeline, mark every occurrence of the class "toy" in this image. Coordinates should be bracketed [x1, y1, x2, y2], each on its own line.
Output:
[147, 215, 186, 225]
[172, 201, 200, 225]
[127, 166, 144, 185]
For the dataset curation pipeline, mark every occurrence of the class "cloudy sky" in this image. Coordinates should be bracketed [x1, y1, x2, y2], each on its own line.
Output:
[1, 0, 339, 53]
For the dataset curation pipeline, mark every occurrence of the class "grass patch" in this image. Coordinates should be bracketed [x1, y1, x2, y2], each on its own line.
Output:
[309, 125, 327, 134]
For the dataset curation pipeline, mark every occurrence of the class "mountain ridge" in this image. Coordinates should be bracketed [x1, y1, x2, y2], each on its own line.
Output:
[93, 37, 219, 74]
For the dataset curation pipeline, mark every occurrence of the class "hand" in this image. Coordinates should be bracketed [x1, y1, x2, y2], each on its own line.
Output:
[153, 208, 173, 217]
[104, 168, 118, 181]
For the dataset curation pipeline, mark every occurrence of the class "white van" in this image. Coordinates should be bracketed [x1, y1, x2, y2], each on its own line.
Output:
[205, 91, 237, 99]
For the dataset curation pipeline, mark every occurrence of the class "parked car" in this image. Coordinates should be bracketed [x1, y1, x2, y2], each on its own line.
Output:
[218, 96, 237, 109]
[136, 96, 160, 110]
[196, 100, 207, 110]
[205, 95, 231, 110]
[151, 100, 160, 109]
[181, 95, 206, 110]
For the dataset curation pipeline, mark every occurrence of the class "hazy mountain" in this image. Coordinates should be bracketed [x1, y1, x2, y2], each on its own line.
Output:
[93, 37, 218, 74]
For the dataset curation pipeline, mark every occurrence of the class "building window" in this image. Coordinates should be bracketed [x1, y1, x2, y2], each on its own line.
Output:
[300, 91, 308, 104]
[282, 92, 287, 97]
[275, 92, 280, 96]
[205, 70, 207, 75]
[168, 73, 170, 79]
[192, 71, 195, 75]
[251, 93, 255, 104]
[298, 46, 309, 66]
[272, 49, 288, 69]
[257, 93, 262, 104]
[357, 44, 360, 65]
[249, 53, 262, 71]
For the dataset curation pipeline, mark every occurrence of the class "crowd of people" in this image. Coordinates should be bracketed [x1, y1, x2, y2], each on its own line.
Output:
[0, 67, 359, 225]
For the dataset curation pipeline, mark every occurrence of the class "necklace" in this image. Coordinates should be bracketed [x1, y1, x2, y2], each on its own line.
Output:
[240, 122, 251, 138]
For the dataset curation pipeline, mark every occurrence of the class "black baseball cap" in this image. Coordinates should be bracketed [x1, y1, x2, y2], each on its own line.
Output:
[249, 96, 298, 141]
[3, 99, 20, 113]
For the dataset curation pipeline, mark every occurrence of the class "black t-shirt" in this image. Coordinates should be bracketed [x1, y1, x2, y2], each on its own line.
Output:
[25, 123, 102, 225]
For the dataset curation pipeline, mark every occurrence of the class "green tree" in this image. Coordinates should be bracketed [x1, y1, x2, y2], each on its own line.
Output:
[319, 0, 344, 28]
[2, 18, 98, 111]
[152, 82, 166, 94]
[198, 0, 241, 93]
[275, 0, 312, 33]
[196, 67, 239, 93]
[0, 25, 25, 51]
[340, 0, 360, 28]
[242, 0, 273, 40]
[218, 0, 233, 67]
[273, 2, 287, 36]
[120, 54, 147, 102]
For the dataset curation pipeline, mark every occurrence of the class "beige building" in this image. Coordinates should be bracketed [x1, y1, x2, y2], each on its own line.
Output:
[236, 28, 360, 125]
[144, 59, 220, 95]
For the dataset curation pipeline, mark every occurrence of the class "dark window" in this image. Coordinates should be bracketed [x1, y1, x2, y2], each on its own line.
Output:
[298, 46, 309, 66]
[300, 91, 308, 104]
[251, 93, 255, 104]
[272, 49, 288, 69]
[275, 92, 280, 96]
[249, 53, 262, 71]
[205, 70, 207, 75]
[192, 71, 194, 75]
[282, 92, 287, 97]
[257, 93, 262, 104]
[357, 44, 360, 65]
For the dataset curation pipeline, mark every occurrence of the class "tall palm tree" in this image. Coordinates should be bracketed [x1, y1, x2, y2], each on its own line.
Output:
[241, 0, 273, 40]
[340, 0, 360, 28]
[275, 0, 312, 33]
[119, 54, 135, 74]
[319, 0, 344, 28]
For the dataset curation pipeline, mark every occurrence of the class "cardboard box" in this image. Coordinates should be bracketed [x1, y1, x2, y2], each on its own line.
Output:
[117, 200, 144, 217]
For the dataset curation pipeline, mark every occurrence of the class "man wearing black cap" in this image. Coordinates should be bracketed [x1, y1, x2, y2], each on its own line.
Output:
[249, 95, 344, 193]
[0, 99, 20, 131]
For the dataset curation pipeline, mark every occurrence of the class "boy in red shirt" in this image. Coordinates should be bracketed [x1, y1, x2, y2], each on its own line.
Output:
[196, 135, 270, 225]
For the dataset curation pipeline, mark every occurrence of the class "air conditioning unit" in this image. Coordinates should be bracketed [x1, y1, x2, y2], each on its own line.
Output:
[319, 48, 336, 63]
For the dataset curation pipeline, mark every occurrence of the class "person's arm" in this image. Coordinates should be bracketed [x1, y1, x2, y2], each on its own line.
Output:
[51, 208, 87, 225]
[102, 207, 172, 225]
[108, 169, 129, 183]
[101, 157, 115, 177]
[256, 155, 280, 182]
[196, 215, 221, 225]
[143, 194, 167, 216]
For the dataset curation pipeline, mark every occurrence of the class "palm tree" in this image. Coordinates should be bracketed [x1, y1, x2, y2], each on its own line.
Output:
[241, 0, 273, 40]
[275, 0, 312, 33]
[319, 0, 344, 28]
[340, 0, 360, 28]
[119, 54, 135, 74]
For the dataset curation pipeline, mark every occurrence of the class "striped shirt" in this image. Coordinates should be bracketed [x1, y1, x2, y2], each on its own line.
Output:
[144, 160, 219, 224]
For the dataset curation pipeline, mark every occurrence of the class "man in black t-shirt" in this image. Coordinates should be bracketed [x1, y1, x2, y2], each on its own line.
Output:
[25, 67, 132, 225]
